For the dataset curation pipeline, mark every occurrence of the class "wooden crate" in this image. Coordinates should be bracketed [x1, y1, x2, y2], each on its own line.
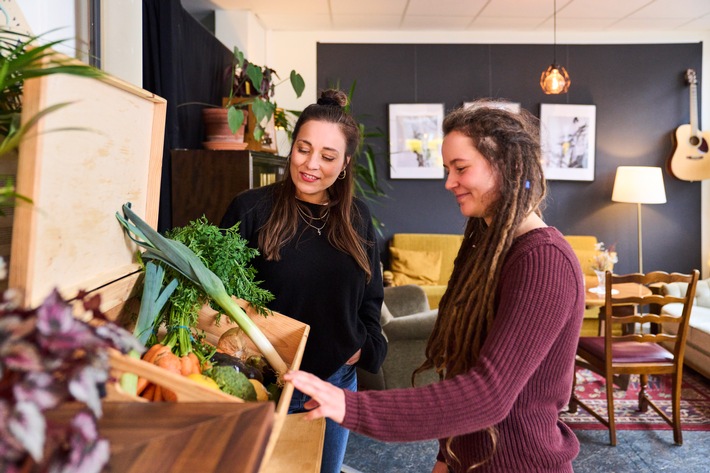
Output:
[106, 302, 310, 471]
[9, 51, 315, 473]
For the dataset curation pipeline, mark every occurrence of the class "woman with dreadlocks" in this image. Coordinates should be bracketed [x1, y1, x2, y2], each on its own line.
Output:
[285, 101, 585, 473]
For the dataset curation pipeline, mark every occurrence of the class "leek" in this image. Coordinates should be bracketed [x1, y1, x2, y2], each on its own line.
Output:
[115, 203, 288, 377]
[120, 261, 178, 396]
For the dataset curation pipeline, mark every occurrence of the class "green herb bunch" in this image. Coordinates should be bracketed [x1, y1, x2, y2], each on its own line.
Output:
[156, 217, 273, 357]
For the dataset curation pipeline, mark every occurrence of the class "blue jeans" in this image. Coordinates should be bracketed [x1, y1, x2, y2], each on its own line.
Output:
[289, 364, 357, 473]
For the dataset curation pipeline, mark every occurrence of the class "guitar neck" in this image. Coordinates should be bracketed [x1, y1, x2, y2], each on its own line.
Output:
[690, 82, 699, 136]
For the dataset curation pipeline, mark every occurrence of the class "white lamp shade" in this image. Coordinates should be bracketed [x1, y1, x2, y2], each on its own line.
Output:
[611, 166, 667, 204]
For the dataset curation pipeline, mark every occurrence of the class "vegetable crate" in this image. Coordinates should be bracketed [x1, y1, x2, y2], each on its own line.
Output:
[9, 51, 311, 473]
[105, 303, 310, 471]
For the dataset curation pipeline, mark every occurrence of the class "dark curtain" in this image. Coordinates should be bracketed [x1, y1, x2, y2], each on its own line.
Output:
[142, 0, 233, 232]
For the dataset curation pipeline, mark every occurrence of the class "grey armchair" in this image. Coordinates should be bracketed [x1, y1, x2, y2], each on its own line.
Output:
[358, 284, 440, 390]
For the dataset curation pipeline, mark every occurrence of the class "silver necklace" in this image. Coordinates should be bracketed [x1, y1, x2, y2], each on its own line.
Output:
[297, 205, 329, 235]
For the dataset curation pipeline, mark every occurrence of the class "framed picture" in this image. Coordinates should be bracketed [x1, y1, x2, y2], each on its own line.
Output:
[540, 104, 597, 181]
[463, 101, 521, 113]
[388, 103, 445, 179]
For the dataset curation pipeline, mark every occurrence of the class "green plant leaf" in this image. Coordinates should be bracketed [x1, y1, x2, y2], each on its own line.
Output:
[232, 46, 245, 68]
[245, 63, 263, 95]
[251, 98, 275, 127]
[227, 106, 245, 134]
[290, 70, 305, 97]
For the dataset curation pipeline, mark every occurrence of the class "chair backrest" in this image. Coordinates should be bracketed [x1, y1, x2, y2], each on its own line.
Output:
[603, 270, 700, 367]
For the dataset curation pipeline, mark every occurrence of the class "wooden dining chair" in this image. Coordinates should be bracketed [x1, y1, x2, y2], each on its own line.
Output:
[568, 270, 699, 446]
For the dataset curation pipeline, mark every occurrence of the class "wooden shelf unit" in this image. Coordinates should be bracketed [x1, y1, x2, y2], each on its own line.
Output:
[171, 149, 287, 228]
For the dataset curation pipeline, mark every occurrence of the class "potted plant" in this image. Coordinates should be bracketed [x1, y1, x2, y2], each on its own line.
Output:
[203, 46, 304, 152]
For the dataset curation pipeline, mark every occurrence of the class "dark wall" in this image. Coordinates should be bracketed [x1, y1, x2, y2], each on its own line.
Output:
[317, 42, 703, 275]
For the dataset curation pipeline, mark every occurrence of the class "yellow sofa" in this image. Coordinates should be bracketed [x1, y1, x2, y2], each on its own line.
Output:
[382, 233, 464, 309]
[564, 235, 613, 336]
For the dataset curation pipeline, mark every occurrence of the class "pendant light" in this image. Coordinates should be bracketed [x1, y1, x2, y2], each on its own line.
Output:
[540, 0, 570, 94]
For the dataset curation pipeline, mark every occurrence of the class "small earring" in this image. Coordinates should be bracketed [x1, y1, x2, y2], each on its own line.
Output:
[338, 169, 347, 180]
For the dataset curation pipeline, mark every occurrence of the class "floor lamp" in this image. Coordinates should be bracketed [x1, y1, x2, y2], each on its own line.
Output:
[611, 166, 667, 273]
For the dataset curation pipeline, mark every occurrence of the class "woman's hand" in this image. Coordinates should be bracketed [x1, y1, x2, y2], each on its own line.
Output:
[283, 370, 346, 423]
[345, 348, 361, 365]
[432, 461, 449, 473]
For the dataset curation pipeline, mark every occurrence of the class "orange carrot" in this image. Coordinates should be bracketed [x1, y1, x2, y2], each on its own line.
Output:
[179, 354, 201, 376]
[141, 383, 156, 401]
[162, 387, 178, 402]
[153, 385, 163, 402]
[136, 376, 149, 395]
[154, 352, 182, 375]
[179, 355, 193, 376]
[142, 343, 170, 364]
[188, 353, 201, 374]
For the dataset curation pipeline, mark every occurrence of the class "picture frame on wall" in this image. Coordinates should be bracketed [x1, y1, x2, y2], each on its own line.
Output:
[540, 103, 597, 181]
[463, 101, 521, 113]
[388, 103, 445, 179]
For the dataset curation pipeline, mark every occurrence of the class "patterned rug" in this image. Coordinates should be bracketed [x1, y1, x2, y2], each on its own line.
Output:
[560, 368, 710, 430]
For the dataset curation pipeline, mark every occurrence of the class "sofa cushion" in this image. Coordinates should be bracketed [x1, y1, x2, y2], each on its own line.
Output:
[662, 304, 710, 352]
[390, 233, 463, 284]
[662, 278, 710, 307]
[389, 247, 442, 286]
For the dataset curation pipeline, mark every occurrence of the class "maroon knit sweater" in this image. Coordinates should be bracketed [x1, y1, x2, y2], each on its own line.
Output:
[342, 227, 584, 472]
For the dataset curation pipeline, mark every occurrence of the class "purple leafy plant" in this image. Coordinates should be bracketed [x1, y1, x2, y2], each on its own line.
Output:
[0, 288, 142, 472]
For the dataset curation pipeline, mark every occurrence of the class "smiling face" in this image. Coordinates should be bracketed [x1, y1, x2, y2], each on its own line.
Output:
[289, 120, 349, 204]
[442, 130, 500, 223]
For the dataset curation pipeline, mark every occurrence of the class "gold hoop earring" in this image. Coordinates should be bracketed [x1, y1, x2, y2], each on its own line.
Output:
[338, 169, 347, 180]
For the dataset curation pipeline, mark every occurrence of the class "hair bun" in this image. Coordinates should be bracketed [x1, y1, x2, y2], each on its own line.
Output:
[317, 89, 349, 108]
[317, 96, 342, 107]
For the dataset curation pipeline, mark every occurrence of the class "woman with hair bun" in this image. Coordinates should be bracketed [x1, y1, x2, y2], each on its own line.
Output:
[220, 89, 387, 473]
[285, 101, 585, 473]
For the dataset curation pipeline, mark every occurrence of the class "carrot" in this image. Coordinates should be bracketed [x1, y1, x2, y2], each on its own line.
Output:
[180, 354, 200, 376]
[141, 383, 156, 401]
[162, 387, 178, 402]
[179, 355, 191, 376]
[154, 351, 182, 374]
[188, 353, 201, 374]
[142, 343, 170, 364]
[136, 376, 149, 395]
[153, 385, 163, 402]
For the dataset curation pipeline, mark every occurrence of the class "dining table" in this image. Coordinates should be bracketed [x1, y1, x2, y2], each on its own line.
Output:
[583, 274, 652, 307]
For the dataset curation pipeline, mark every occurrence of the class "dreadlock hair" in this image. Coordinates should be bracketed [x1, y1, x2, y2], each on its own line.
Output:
[258, 89, 373, 281]
[416, 101, 546, 379]
[413, 101, 546, 470]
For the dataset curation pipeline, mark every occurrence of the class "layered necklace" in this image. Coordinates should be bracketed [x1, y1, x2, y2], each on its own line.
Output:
[296, 203, 330, 236]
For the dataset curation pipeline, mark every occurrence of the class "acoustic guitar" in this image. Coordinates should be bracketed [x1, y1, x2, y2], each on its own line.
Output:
[668, 69, 710, 181]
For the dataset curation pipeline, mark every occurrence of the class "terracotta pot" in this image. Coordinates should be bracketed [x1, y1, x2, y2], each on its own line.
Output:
[201, 108, 247, 150]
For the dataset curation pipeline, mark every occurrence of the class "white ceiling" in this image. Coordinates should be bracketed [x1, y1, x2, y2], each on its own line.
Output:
[180, 0, 710, 32]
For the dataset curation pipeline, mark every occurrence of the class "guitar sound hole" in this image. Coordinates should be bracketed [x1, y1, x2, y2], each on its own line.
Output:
[690, 136, 701, 146]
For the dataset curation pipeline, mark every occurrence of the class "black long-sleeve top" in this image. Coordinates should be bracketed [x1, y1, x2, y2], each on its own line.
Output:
[220, 184, 387, 379]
